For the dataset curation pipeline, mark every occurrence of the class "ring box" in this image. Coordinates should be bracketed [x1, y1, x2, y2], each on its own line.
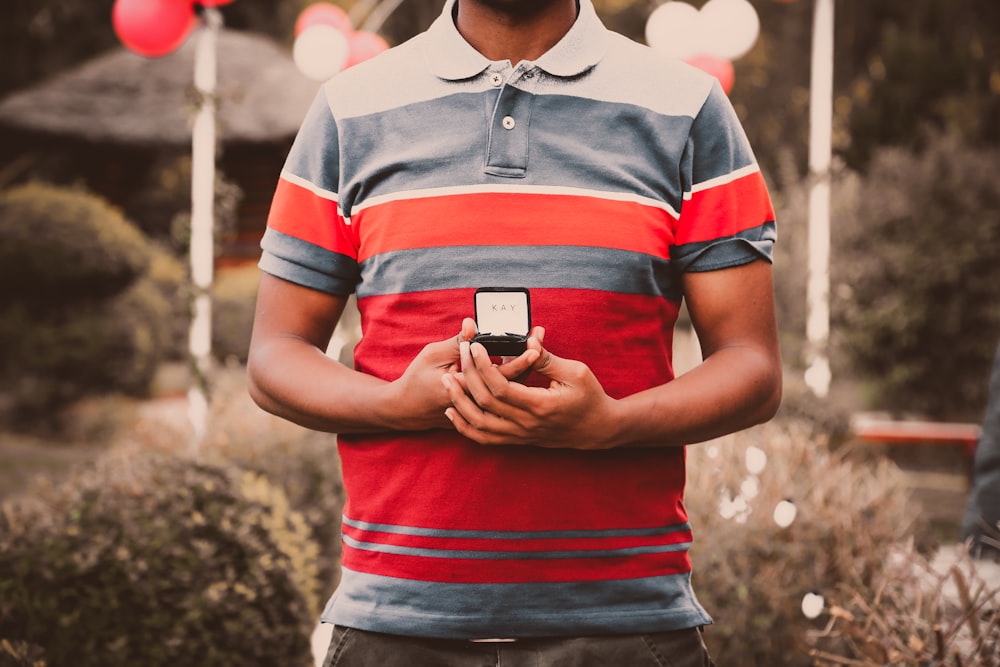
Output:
[472, 287, 530, 356]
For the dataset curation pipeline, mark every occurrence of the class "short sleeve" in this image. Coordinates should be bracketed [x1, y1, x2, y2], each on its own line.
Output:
[671, 81, 776, 274]
[258, 89, 361, 295]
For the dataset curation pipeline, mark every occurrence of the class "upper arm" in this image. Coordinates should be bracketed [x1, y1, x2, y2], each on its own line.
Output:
[249, 273, 349, 359]
[682, 259, 780, 364]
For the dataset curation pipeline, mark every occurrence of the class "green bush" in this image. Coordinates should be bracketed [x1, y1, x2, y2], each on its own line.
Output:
[211, 264, 261, 364]
[0, 447, 319, 667]
[124, 364, 345, 601]
[687, 418, 914, 666]
[0, 275, 174, 419]
[146, 242, 191, 362]
[0, 184, 188, 420]
[124, 155, 242, 256]
[831, 131, 1000, 420]
[0, 183, 150, 303]
[205, 366, 345, 596]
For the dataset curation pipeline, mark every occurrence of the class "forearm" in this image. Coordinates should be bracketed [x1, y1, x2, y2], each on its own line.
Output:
[247, 337, 413, 434]
[605, 344, 782, 448]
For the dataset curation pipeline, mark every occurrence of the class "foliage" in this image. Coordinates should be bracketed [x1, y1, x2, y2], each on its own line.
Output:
[0, 639, 46, 667]
[0, 0, 117, 99]
[0, 182, 150, 303]
[0, 447, 318, 667]
[831, 131, 1000, 420]
[211, 264, 260, 364]
[687, 417, 914, 666]
[124, 155, 243, 258]
[841, 0, 1000, 170]
[122, 363, 346, 601]
[766, 151, 858, 375]
[809, 543, 1000, 666]
[0, 184, 187, 421]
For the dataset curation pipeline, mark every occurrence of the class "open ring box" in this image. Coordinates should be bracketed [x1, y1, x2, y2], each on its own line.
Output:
[471, 287, 531, 357]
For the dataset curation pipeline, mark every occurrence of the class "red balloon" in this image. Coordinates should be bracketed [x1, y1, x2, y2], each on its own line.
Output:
[112, 0, 195, 58]
[295, 3, 353, 37]
[684, 54, 735, 94]
[200, 0, 237, 6]
[344, 30, 389, 69]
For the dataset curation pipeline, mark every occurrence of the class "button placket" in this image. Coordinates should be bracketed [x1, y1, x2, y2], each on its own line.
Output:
[483, 68, 539, 178]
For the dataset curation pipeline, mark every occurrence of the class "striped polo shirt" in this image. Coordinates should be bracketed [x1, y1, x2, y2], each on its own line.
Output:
[260, 0, 775, 639]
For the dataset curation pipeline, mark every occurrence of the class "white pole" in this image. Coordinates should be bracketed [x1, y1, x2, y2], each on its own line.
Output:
[805, 0, 834, 398]
[188, 7, 222, 450]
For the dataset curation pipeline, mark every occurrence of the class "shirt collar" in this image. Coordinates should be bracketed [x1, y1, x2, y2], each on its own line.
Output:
[421, 0, 609, 81]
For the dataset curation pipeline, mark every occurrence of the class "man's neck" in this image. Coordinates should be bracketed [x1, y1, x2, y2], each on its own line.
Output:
[455, 0, 579, 64]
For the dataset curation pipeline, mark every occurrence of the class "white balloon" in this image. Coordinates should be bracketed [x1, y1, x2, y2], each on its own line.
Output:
[773, 499, 797, 528]
[294, 24, 349, 82]
[745, 445, 767, 475]
[801, 591, 825, 619]
[645, 2, 703, 60]
[699, 0, 760, 60]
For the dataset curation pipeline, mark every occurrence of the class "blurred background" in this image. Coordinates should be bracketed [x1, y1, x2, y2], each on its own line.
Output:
[0, 0, 999, 665]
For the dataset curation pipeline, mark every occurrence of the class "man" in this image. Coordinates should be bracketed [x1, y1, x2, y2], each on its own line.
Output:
[248, 0, 782, 663]
[961, 339, 1000, 559]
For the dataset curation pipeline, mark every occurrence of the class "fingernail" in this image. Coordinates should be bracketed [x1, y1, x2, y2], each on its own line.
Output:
[444, 408, 455, 422]
[441, 375, 452, 390]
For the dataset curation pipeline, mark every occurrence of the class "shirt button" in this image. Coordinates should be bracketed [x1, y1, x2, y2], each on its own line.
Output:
[502, 116, 516, 130]
[489, 73, 504, 87]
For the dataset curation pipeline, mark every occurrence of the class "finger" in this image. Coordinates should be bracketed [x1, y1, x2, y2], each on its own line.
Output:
[441, 381, 528, 446]
[441, 374, 503, 431]
[529, 326, 545, 346]
[445, 407, 525, 446]
[460, 317, 478, 342]
[497, 347, 540, 380]
[465, 343, 541, 415]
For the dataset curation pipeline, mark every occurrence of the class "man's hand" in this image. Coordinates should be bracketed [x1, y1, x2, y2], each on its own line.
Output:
[387, 317, 546, 432]
[441, 336, 621, 449]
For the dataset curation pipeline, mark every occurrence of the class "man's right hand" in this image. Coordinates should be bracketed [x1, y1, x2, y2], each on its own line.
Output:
[387, 317, 543, 432]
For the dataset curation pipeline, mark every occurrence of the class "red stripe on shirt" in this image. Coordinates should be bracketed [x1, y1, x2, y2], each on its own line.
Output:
[677, 170, 774, 244]
[353, 192, 675, 262]
[341, 547, 693, 584]
[266, 178, 358, 256]
[341, 525, 694, 554]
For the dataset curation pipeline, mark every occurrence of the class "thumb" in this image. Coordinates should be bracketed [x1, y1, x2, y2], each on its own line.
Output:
[532, 346, 572, 380]
[436, 318, 478, 371]
[459, 317, 478, 343]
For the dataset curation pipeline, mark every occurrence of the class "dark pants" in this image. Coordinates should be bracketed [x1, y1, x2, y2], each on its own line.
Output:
[321, 626, 715, 667]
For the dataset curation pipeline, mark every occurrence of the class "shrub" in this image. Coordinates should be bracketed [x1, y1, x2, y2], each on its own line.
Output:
[0, 183, 150, 303]
[211, 264, 261, 364]
[145, 242, 191, 362]
[122, 364, 346, 601]
[766, 151, 859, 376]
[687, 418, 914, 666]
[0, 184, 188, 421]
[0, 447, 319, 667]
[124, 155, 242, 256]
[831, 131, 1000, 420]
[809, 543, 1000, 666]
[0, 639, 46, 667]
[0, 275, 174, 420]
